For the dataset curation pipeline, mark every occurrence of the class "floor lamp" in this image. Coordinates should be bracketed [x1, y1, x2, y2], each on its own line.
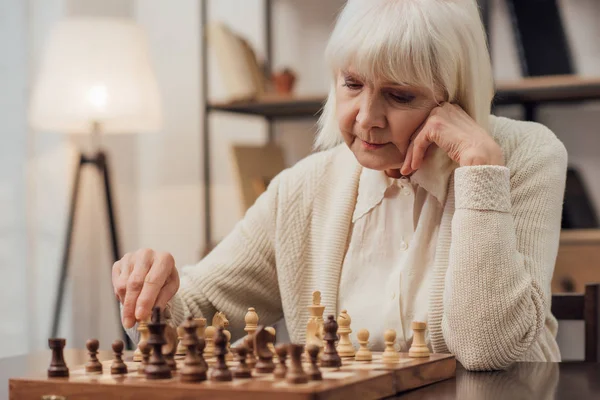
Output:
[29, 17, 163, 349]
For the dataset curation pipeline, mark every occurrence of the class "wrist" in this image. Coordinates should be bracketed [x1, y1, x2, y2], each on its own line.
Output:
[460, 146, 504, 167]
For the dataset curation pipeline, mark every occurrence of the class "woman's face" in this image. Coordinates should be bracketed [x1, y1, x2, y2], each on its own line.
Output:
[336, 68, 440, 172]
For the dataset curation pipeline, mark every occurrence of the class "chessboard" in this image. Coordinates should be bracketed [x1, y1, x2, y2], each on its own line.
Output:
[9, 352, 455, 400]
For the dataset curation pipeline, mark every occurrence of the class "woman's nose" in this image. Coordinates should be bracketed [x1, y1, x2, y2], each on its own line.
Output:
[356, 94, 386, 131]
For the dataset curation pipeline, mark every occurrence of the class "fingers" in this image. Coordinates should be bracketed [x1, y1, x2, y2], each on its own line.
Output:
[135, 252, 176, 322]
[400, 141, 414, 176]
[154, 269, 180, 310]
[122, 249, 154, 329]
[114, 253, 134, 303]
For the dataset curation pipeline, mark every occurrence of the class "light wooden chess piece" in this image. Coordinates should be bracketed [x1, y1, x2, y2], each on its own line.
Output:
[212, 311, 229, 328]
[408, 321, 430, 358]
[354, 329, 372, 361]
[133, 318, 150, 362]
[194, 317, 207, 338]
[223, 328, 233, 361]
[176, 324, 187, 356]
[265, 326, 277, 358]
[336, 310, 355, 358]
[306, 291, 325, 350]
[382, 329, 400, 363]
[204, 326, 216, 358]
[244, 307, 259, 340]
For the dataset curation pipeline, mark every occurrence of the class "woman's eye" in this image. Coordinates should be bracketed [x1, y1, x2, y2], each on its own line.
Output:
[389, 93, 414, 103]
[343, 79, 362, 90]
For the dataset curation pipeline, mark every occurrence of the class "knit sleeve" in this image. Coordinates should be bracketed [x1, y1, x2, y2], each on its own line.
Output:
[441, 131, 567, 371]
[167, 172, 286, 341]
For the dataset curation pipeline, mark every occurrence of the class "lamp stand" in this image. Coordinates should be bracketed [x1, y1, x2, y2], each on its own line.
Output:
[50, 150, 132, 350]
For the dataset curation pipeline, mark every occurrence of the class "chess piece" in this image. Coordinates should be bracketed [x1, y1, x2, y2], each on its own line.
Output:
[194, 317, 207, 339]
[306, 344, 322, 381]
[165, 349, 177, 372]
[223, 329, 233, 362]
[85, 339, 102, 374]
[197, 334, 209, 371]
[336, 310, 355, 358]
[244, 307, 259, 340]
[320, 315, 342, 368]
[286, 344, 308, 384]
[48, 338, 69, 377]
[111, 340, 128, 375]
[254, 325, 275, 373]
[306, 291, 325, 349]
[133, 318, 150, 362]
[138, 341, 151, 374]
[210, 327, 232, 381]
[232, 345, 252, 379]
[408, 321, 430, 358]
[244, 335, 257, 369]
[145, 307, 172, 379]
[180, 316, 207, 382]
[212, 311, 229, 328]
[354, 329, 372, 361]
[204, 326, 216, 358]
[176, 324, 187, 356]
[273, 344, 287, 379]
[265, 326, 277, 357]
[382, 329, 400, 363]
[162, 322, 179, 364]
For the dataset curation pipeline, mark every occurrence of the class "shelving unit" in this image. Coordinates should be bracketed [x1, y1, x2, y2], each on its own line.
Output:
[200, 1, 600, 248]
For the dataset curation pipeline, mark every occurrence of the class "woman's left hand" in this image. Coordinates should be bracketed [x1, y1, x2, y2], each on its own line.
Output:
[400, 103, 504, 176]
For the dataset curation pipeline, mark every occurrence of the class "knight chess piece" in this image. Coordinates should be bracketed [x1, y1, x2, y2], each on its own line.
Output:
[320, 315, 342, 368]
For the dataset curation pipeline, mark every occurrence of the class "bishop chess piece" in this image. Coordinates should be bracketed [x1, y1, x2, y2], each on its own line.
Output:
[382, 329, 400, 363]
[244, 307, 259, 340]
[320, 315, 342, 368]
[306, 344, 323, 381]
[145, 307, 172, 380]
[48, 338, 69, 377]
[254, 326, 275, 373]
[111, 340, 128, 375]
[244, 335, 257, 369]
[354, 329, 372, 361]
[336, 310, 355, 358]
[180, 316, 207, 382]
[210, 327, 232, 381]
[232, 345, 252, 379]
[138, 341, 151, 375]
[273, 344, 288, 379]
[408, 321, 430, 358]
[286, 344, 308, 384]
[85, 339, 102, 374]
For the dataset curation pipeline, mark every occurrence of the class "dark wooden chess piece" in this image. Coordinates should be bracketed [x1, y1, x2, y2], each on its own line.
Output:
[145, 307, 172, 379]
[138, 341, 151, 375]
[254, 325, 275, 373]
[165, 350, 177, 372]
[210, 327, 232, 381]
[110, 339, 128, 375]
[306, 344, 322, 380]
[320, 315, 342, 368]
[48, 338, 69, 377]
[273, 344, 288, 379]
[244, 335, 257, 369]
[197, 334, 208, 371]
[286, 343, 308, 384]
[85, 338, 102, 374]
[232, 345, 252, 379]
[180, 316, 207, 383]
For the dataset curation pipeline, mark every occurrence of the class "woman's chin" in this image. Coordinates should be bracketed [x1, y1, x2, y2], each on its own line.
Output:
[350, 145, 403, 171]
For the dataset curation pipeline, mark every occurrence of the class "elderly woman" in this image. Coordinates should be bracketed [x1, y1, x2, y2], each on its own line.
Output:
[113, 0, 566, 371]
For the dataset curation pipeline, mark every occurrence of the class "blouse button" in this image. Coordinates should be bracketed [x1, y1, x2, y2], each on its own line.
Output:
[401, 187, 412, 196]
[400, 240, 409, 251]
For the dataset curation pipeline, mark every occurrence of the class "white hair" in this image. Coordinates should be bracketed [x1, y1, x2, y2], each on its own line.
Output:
[315, 0, 494, 150]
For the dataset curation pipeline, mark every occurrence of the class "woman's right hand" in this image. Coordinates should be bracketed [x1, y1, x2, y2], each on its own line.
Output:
[112, 249, 180, 329]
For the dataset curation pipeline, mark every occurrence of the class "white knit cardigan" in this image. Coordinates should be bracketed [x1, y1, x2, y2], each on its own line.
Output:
[166, 115, 566, 371]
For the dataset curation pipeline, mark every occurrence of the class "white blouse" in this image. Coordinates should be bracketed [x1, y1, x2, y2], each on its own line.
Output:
[338, 167, 446, 352]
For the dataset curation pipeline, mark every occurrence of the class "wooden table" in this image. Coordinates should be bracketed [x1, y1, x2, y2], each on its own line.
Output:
[3, 350, 599, 400]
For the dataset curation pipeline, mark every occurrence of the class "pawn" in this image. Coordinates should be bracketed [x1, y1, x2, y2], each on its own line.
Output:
[204, 326, 216, 358]
[273, 344, 287, 379]
[306, 344, 322, 381]
[408, 321, 430, 358]
[382, 329, 400, 363]
[265, 326, 277, 357]
[138, 341, 151, 375]
[111, 340, 128, 375]
[85, 339, 102, 374]
[232, 345, 252, 379]
[354, 329, 372, 361]
[286, 344, 308, 384]
[48, 338, 69, 378]
[176, 324, 187, 357]
[223, 329, 233, 362]
[320, 315, 342, 368]
[244, 335, 257, 369]
[210, 327, 232, 381]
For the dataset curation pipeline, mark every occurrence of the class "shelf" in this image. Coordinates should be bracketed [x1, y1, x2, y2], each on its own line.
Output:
[207, 76, 600, 119]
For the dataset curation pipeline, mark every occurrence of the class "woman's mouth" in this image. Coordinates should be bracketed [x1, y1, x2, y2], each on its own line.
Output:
[359, 139, 387, 150]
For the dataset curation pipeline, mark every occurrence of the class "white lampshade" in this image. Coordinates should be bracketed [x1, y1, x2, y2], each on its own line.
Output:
[30, 17, 162, 134]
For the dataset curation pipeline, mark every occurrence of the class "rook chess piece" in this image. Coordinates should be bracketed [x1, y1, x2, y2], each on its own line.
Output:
[306, 344, 323, 380]
[145, 307, 172, 379]
[111, 340, 128, 375]
[382, 329, 400, 363]
[138, 341, 151, 374]
[210, 327, 232, 381]
[336, 310, 355, 358]
[408, 321, 430, 358]
[204, 326, 216, 358]
[254, 326, 276, 373]
[244, 335, 257, 369]
[354, 329, 372, 361]
[286, 344, 308, 384]
[232, 345, 252, 379]
[85, 339, 102, 374]
[273, 344, 287, 379]
[48, 338, 69, 377]
[180, 316, 207, 382]
[320, 315, 342, 368]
